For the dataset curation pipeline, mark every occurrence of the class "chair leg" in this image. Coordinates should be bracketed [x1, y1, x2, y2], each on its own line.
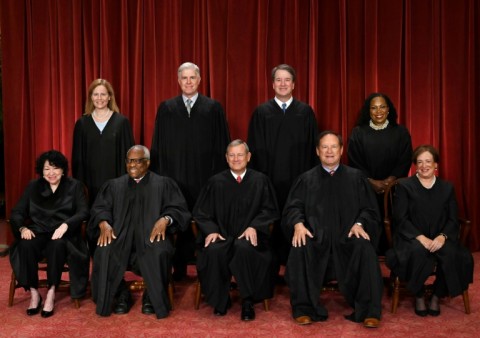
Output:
[391, 276, 400, 313]
[263, 299, 269, 311]
[8, 270, 16, 307]
[168, 282, 174, 310]
[194, 279, 201, 310]
[462, 290, 471, 314]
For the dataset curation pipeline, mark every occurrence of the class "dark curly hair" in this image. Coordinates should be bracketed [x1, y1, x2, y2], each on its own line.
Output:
[35, 150, 69, 176]
[356, 92, 398, 126]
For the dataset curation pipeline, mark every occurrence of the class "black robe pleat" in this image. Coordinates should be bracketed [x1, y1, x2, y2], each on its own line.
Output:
[88, 172, 191, 319]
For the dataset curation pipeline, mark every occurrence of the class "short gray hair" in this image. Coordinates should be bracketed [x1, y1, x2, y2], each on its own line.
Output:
[226, 139, 250, 153]
[178, 62, 200, 78]
[127, 145, 151, 159]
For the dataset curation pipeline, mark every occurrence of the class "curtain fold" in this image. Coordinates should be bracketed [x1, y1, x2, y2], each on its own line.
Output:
[1, 0, 478, 250]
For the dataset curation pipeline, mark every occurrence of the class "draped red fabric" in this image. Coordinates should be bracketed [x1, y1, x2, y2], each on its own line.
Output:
[1, 0, 479, 250]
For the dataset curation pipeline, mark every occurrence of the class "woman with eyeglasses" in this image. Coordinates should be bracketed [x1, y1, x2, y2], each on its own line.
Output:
[386, 145, 473, 316]
[9, 150, 89, 318]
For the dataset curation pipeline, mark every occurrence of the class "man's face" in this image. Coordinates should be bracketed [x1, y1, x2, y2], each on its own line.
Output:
[125, 148, 150, 179]
[226, 144, 251, 175]
[272, 69, 295, 101]
[316, 134, 343, 168]
[178, 68, 201, 98]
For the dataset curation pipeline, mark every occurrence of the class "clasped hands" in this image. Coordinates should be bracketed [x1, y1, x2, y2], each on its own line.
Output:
[369, 176, 396, 194]
[292, 222, 370, 247]
[416, 234, 445, 252]
[204, 227, 257, 247]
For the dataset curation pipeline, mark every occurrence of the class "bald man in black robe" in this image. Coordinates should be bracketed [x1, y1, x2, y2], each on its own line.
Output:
[88, 145, 191, 319]
[193, 140, 279, 321]
[283, 131, 383, 328]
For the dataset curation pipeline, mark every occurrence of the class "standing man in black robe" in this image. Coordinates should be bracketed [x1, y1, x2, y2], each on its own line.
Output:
[193, 139, 280, 321]
[283, 131, 383, 328]
[88, 145, 191, 319]
[151, 62, 230, 280]
[247, 64, 318, 270]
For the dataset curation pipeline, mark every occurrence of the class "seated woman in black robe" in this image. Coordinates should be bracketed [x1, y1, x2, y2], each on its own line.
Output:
[9, 150, 89, 318]
[386, 145, 473, 316]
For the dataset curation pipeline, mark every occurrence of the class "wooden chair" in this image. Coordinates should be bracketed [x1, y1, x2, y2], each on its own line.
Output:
[383, 181, 471, 314]
[8, 220, 87, 308]
[191, 220, 270, 311]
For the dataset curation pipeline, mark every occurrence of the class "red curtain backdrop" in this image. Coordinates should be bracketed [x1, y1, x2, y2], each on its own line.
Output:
[1, 0, 479, 249]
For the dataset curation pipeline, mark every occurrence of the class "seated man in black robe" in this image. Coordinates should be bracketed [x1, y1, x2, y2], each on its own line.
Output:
[283, 131, 383, 328]
[88, 145, 191, 319]
[193, 139, 280, 321]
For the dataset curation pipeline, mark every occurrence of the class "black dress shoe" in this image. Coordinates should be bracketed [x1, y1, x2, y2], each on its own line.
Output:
[26, 296, 42, 316]
[113, 291, 132, 314]
[142, 291, 155, 315]
[213, 297, 231, 316]
[41, 308, 54, 318]
[241, 301, 255, 321]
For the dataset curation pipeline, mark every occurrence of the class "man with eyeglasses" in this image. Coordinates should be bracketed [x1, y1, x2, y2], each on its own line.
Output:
[193, 139, 279, 321]
[88, 145, 191, 319]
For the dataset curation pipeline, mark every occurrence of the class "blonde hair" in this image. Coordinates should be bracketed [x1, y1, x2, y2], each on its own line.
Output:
[84, 78, 120, 114]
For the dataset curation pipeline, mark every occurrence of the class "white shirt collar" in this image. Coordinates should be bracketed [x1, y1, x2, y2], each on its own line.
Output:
[183, 93, 199, 105]
[231, 169, 247, 180]
[274, 96, 293, 109]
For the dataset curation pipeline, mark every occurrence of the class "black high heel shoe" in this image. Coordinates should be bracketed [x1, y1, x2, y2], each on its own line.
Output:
[26, 295, 42, 316]
[414, 297, 428, 317]
[428, 295, 441, 316]
[41, 307, 54, 318]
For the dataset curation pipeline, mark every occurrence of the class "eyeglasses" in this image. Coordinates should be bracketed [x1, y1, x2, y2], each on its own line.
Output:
[125, 158, 147, 164]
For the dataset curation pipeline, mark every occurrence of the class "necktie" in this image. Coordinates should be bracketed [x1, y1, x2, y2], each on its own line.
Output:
[282, 103, 287, 113]
[329, 170, 335, 176]
[186, 99, 192, 117]
[236, 176, 242, 183]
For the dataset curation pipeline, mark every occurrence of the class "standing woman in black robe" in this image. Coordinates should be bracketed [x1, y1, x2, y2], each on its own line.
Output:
[386, 145, 473, 316]
[72, 78, 134, 205]
[9, 150, 89, 318]
[348, 93, 412, 252]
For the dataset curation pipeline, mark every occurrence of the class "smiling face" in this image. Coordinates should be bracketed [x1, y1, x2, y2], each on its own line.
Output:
[91, 84, 110, 111]
[272, 69, 295, 101]
[125, 148, 150, 179]
[415, 150, 437, 180]
[178, 68, 201, 98]
[316, 133, 343, 169]
[369, 96, 389, 126]
[43, 161, 63, 187]
[226, 143, 251, 175]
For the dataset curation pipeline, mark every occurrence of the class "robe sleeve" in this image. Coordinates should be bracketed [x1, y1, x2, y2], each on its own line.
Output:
[64, 180, 89, 233]
[158, 177, 191, 234]
[245, 177, 280, 236]
[150, 102, 167, 174]
[393, 182, 423, 240]
[390, 126, 413, 178]
[438, 184, 460, 242]
[281, 176, 308, 240]
[9, 181, 35, 238]
[88, 180, 115, 241]
[192, 181, 222, 236]
[72, 119, 85, 181]
[211, 102, 231, 174]
[118, 115, 135, 174]
[347, 127, 369, 176]
[247, 108, 269, 174]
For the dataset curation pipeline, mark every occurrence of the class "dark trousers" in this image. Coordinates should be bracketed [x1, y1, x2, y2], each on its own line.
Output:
[15, 232, 67, 290]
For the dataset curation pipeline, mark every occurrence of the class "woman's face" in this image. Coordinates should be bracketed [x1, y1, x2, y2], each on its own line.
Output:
[415, 151, 437, 180]
[43, 161, 63, 187]
[369, 96, 389, 126]
[91, 85, 110, 110]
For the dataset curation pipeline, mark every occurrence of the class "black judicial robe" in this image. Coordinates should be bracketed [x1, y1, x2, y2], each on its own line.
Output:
[247, 99, 319, 208]
[386, 176, 473, 297]
[72, 112, 134, 204]
[88, 172, 191, 319]
[193, 169, 280, 310]
[347, 124, 412, 180]
[150, 94, 230, 209]
[282, 164, 383, 322]
[9, 177, 89, 298]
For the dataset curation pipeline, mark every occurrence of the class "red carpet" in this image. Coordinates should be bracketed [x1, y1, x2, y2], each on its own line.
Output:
[0, 254, 478, 337]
